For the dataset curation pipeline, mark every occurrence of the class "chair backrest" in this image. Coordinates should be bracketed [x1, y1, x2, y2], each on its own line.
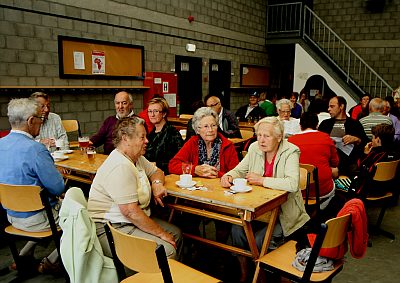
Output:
[240, 129, 254, 140]
[62, 120, 81, 137]
[302, 213, 351, 281]
[300, 163, 321, 211]
[0, 184, 43, 212]
[299, 167, 310, 192]
[105, 222, 172, 280]
[179, 114, 193, 120]
[373, 159, 399, 182]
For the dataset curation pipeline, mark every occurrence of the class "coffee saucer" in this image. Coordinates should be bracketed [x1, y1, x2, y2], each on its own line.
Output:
[230, 185, 252, 193]
[61, 149, 74, 154]
[175, 180, 197, 188]
[51, 153, 69, 161]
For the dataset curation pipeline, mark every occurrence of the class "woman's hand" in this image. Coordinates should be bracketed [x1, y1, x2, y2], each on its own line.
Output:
[246, 172, 264, 186]
[194, 164, 218, 178]
[152, 185, 167, 207]
[160, 231, 177, 249]
[220, 175, 233, 187]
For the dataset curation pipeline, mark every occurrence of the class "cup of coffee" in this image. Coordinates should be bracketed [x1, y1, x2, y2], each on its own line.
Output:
[53, 151, 65, 159]
[233, 178, 247, 191]
[180, 174, 192, 186]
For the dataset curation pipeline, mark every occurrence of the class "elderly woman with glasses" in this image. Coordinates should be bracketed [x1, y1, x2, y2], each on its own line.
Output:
[144, 97, 184, 174]
[221, 116, 309, 283]
[88, 117, 182, 259]
[169, 107, 239, 178]
[276, 98, 301, 137]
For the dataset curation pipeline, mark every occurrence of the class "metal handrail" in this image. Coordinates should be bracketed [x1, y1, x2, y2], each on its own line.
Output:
[266, 3, 393, 99]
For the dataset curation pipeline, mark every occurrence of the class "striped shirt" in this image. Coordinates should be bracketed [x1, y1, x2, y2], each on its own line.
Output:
[359, 112, 392, 140]
[37, 112, 69, 145]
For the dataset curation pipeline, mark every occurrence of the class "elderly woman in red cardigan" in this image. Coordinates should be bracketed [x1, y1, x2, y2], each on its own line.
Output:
[168, 107, 239, 241]
[168, 107, 238, 178]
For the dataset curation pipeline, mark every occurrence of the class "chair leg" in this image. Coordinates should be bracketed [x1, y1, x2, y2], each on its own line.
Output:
[371, 204, 395, 240]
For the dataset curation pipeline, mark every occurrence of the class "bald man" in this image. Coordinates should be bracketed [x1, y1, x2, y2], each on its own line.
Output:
[204, 95, 241, 138]
[90, 91, 135, 154]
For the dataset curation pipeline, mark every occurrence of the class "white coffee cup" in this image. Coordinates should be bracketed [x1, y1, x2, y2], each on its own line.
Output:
[55, 139, 64, 148]
[233, 178, 247, 191]
[180, 174, 192, 186]
[53, 151, 65, 159]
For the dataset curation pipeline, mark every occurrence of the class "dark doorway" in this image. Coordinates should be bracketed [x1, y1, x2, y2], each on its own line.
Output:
[175, 55, 202, 114]
[209, 59, 231, 109]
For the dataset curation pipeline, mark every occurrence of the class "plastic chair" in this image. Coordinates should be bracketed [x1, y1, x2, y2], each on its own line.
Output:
[239, 129, 254, 140]
[104, 222, 221, 283]
[62, 119, 81, 137]
[300, 164, 321, 223]
[364, 159, 399, 240]
[0, 184, 61, 277]
[257, 213, 351, 283]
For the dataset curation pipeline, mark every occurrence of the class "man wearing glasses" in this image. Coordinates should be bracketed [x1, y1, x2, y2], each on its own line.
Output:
[204, 94, 241, 138]
[30, 92, 68, 149]
[90, 91, 136, 154]
[0, 98, 65, 274]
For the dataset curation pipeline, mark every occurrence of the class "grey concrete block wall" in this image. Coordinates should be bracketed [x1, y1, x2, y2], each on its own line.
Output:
[0, 0, 269, 131]
[313, 0, 400, 89]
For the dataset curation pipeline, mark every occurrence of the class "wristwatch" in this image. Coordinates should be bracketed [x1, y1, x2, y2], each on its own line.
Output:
[152, 180, 163, 185]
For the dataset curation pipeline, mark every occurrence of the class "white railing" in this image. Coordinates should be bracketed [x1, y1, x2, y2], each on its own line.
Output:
[266, 3, 393, 99]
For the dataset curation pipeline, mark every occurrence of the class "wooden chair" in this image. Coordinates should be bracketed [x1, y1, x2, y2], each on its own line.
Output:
[364, 159, 399, 240]
[258, 213, 351, 283]
[240, 129, 254, 140]
[62, 119, 81, 137]
[300, 164, 321, 223]
[104, 222, 221, 283]
[0, 184, 61, 277]
[179, 114, 193, 120]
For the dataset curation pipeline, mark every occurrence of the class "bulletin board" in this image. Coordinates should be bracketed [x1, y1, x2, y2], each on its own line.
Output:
[240, 64, 269, 87]
[58, 36, 144, 79]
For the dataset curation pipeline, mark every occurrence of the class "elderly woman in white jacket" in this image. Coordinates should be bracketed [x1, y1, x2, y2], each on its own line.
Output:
[221, 116, 310, 283]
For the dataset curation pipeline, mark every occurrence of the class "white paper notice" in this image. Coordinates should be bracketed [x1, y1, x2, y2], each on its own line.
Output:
[163, 93, 176, 107]
[92, 50, 105, 74]
[332, 137, 354, 156]
[73, 52, 85, 70]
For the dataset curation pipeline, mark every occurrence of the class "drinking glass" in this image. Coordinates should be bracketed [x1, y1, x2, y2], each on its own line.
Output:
[78, 136, 90, 154]
[182, 161, 192, 174]
[86, 146, 96, 166]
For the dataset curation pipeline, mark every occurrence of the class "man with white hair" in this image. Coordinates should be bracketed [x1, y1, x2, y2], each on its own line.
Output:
[90, 91, 135, 154]
[360, 97, 392, 140]
[0, 98, 64, 274]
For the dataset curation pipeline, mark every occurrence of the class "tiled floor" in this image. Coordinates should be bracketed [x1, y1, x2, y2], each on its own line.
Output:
[1, 204, 399, 283]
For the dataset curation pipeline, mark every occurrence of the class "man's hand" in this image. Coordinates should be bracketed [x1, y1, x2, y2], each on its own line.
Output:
[342, 134, 361, 145]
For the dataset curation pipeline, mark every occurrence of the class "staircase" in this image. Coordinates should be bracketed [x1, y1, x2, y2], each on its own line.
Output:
[266, 2, 393, 99]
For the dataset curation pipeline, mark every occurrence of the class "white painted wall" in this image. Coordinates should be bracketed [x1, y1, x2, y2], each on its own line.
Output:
[293, 44, 357, 109]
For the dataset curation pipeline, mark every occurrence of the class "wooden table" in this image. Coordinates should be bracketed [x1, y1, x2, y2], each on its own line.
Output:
[164, 175, 288, 283]
[239, 121, 255, 131]
[54, 150, 107, 185]
[168, 117, 189, 130]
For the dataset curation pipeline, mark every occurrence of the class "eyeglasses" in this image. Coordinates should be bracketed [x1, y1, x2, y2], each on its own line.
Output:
[147, 109, 162, 114]
[206, 102, 220, 107]
[279, 110, 291, 114]
[198, 124, 218, 131]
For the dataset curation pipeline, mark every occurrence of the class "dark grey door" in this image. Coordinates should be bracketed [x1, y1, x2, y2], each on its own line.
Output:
[175, 55, 202, 114]
[209, 59, 231, 109]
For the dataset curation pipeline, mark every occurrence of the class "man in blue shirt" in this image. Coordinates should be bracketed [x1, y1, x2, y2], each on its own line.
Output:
[0, 98, 65, 274]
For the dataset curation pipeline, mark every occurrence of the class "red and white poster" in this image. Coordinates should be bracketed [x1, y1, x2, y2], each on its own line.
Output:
[92, 50, 105, 74]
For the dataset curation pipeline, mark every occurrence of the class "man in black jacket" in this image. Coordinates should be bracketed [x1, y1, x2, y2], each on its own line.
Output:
[319, 96, 369, 176]
[235, 91, 266, 122]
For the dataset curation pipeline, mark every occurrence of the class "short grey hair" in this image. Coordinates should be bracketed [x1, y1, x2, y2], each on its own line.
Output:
[254, 116, 284, 139]
[276, 98, 292, 110]
[8, 98, 40, 127]
[112, 116, 145, 146]
[369, 97, 384, 112]
[192, 107, 219, 134]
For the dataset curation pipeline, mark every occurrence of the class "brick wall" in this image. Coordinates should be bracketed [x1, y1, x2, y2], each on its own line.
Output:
[0, 0, 268, 131]
[313, 0, 400, 89]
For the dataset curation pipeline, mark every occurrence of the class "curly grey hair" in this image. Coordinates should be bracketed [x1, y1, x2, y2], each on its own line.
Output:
[276, 98, 292, 111]
[192, 107, 219, 135]
[112, 116, 145, 146]
[254, 116, 284, 139]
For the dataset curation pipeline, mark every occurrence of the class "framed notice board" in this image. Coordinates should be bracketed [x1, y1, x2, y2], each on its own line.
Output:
[58, 36, 144, 79]
[240, 64, 269, 87]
